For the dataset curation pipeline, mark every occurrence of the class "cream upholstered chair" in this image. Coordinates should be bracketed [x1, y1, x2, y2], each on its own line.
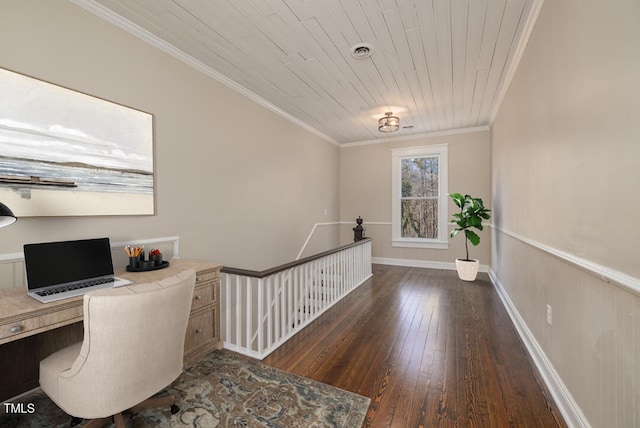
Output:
[39, 269, 196, 427]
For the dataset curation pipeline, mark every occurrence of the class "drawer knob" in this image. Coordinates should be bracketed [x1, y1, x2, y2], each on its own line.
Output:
[195, 295, 202, 300]
[195, 328, 202, 334]
[10, 325, 22, 334]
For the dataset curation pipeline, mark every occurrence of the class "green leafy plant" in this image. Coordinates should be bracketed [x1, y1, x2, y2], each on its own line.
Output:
[449, 193, 491, 261]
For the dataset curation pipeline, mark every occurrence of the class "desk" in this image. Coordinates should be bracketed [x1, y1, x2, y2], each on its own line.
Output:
[0, 259, 223, 401]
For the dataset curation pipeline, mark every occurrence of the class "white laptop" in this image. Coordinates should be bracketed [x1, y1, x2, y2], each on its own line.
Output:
[24, 237, 132, 303]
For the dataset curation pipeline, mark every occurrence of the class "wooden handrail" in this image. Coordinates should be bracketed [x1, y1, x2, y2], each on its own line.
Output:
[221, 238, 372, 278]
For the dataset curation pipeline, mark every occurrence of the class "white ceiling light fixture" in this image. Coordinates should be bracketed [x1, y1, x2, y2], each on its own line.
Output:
[378, 112, 400, 133]
[350, 43, 374, 59]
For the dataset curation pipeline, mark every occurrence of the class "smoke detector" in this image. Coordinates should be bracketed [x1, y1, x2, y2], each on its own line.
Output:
[350, 43, 374, 59]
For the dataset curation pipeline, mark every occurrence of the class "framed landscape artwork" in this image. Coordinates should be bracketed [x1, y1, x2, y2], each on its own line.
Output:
[0, 67, 154, 217]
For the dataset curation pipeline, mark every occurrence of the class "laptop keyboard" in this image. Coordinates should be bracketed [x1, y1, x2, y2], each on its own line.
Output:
[35, 277, 116, 297]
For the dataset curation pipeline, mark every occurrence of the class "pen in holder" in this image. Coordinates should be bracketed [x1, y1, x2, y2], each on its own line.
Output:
[125, 246, 167, 271]
[125, 246, 145, 268]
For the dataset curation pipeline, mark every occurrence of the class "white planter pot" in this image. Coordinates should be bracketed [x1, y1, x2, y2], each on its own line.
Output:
[455, 259, 480, 281]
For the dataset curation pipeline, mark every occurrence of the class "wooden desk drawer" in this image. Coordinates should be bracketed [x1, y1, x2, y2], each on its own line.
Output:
[0, 305, 83, 343]
[195, 271, 217, 284]
[184, 309, 214, 354]
[191, 283, 214, 312]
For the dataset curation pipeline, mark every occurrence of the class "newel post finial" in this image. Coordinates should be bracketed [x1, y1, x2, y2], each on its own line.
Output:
[353, 216, 364, 241]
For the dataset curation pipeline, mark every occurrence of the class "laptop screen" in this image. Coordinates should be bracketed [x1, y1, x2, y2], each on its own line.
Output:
[24, 237, 115, 290]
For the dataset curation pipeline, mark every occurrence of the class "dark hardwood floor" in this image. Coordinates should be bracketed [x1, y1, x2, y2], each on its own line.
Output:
[262, 264, 567, 427]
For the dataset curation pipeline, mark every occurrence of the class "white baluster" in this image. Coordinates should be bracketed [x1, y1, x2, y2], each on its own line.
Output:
[293, 267, 299, 327]
[266, 276, 272, 350]
[257, 277, 264, 355]
[235, 275, 242, 350]
[220, 240, 371, 358]
[246, 276, 252, 352]
[224, 274, 230, 344]
[274, 273, 280, 344]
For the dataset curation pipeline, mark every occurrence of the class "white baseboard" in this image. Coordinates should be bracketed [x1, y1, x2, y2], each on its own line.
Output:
[372, 256, 489, 273]
[488, 269, 590, 428]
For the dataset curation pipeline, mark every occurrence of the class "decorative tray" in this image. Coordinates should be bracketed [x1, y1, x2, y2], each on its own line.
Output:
[126, 260, 170, 272]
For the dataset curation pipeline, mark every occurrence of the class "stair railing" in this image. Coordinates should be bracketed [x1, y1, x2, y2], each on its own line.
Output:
[220, 238, 372, 359]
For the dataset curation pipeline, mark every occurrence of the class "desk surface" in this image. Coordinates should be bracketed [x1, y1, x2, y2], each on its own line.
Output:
[0, 259, 223, 345]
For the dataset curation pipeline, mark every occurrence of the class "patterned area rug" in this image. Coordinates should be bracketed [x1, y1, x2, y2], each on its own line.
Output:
[0, 350, 370, 427]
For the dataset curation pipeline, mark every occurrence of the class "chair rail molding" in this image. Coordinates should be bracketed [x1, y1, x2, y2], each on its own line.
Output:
[492, 225, 640, 296]
[296, 222, 341, 260]
[0, 236, 181, 290]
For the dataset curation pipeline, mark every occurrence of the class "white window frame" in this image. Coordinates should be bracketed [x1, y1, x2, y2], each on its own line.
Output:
[391, 144, 448, 249]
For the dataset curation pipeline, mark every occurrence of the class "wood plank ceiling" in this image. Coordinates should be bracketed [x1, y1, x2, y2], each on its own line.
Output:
[75, 0, 541, 145]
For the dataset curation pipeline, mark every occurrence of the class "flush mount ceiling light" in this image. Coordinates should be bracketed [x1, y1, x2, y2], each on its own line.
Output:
[350, 43, 374, 59]
[378, 112, 400, 133]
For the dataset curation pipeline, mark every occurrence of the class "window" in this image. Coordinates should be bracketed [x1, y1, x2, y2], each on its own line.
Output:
[391, 144, 448, 249]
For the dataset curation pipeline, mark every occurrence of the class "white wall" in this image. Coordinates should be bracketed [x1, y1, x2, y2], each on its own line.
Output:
[491, 0, 640, 426]
[0, 0, 340, 272]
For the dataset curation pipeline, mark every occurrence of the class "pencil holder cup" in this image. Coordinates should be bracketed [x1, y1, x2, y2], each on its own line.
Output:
[129, 257, 139, 268]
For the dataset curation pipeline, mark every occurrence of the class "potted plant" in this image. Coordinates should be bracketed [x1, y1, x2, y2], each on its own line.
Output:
[449, 193, 491, 281]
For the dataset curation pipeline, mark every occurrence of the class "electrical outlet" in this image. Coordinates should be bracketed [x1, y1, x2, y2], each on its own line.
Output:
[546, 304, 553, 325]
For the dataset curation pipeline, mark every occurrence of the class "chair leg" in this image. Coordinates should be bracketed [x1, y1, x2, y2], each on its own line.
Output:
[113, 413, 125, 428]
[68, 397, 176, 427]
[70, 414, 124, 428]
[82, 417, 112, 428]
[128, 395, 176, 413]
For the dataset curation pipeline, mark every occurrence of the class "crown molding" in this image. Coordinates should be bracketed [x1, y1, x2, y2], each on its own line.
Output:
[488, 0, 545, 125]
[69, 0, 339, 146]
[340, 126, 491, 148]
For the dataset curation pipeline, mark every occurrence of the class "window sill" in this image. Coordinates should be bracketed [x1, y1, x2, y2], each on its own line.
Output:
[392, 240, 449, 250]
